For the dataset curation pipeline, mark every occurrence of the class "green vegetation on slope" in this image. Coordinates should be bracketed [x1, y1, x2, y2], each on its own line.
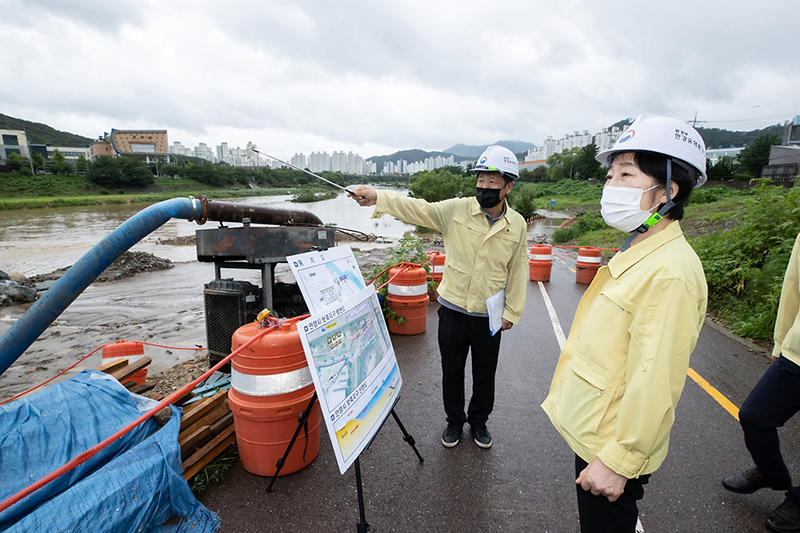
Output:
[0, 113, 95, 146]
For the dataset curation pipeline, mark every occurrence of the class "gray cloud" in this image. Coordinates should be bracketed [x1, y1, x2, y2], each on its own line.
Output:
[1, 0, 798, 157]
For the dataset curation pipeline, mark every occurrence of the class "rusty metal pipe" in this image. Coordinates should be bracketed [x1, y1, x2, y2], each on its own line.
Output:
[198, 195, 323, 226]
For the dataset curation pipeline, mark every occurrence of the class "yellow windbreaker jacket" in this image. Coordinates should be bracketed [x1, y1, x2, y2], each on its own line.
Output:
[373, 191, 528, 324]
[542, 221, 707, 478]
[773, 233, 800, 366]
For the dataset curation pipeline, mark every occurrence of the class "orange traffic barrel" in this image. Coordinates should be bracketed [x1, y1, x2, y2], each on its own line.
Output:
[528, 244, 553, 282]
[386, 265, 429, 335]
[229, 317, 320, 477]
[576, 247, 602, 285]
[102, 340, 147, 386]
[426, 252, 446, 301]
[429, 252, 445, 283]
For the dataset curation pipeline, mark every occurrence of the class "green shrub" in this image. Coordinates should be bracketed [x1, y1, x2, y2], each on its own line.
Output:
[290, 189, 337, 202]
[687, 185, 744, 205]
[552, 212, 606, 243]
[693, 185, 800, 339]
[369, 234, 435, 324]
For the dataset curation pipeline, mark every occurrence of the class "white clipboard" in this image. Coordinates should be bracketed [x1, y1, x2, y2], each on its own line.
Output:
[486, 287, 505, 336]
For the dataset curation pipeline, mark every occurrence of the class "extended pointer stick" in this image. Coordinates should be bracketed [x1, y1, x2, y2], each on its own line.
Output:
[251, 148, 359, 196]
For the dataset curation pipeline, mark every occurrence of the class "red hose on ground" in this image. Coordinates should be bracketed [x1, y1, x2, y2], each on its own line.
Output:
[0, 325, 273, 515]
[367, 262, 422, 291]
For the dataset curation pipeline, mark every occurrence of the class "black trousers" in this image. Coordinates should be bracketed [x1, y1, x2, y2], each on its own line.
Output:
[575, 455, 650, 533]
[739, 355, 800, 505]
[437, 306, 501, 427]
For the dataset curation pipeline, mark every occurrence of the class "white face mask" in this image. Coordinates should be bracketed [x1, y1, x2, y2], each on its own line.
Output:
[600, 185, 658, 233]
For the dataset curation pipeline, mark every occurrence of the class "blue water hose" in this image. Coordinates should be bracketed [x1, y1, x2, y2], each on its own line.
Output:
[0, 197, 203, 377]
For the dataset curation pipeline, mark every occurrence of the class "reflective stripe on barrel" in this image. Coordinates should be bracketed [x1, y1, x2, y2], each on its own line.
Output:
[577, 252, 602, 263]
[231, 366, 313, 397]
[388, 283, 428, 296]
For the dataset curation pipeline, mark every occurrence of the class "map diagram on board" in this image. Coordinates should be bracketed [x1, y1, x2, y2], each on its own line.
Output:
[287, 246, 365, 315]
[305, 293, 392, 412]
[296, 280, 402, 474]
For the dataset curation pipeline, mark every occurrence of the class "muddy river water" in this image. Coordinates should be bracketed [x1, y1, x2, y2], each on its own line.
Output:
[0, 191, 566, 398]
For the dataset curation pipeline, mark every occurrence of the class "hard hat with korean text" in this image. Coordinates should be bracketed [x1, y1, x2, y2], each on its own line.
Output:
[596, 114, 707, 186]
[472, 145, 519, 183]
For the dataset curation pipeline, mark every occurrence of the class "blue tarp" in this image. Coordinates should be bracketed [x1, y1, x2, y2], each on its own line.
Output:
[0, 370, 220, 532]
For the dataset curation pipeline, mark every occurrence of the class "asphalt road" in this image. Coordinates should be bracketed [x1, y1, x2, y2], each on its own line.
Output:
[198, 249, 800, 532]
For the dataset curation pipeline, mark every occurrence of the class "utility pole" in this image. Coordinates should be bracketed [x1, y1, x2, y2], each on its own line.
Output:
[692, 111, 699, 127]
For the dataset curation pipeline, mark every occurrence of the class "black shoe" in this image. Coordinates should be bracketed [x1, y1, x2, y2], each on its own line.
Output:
[441, 423, 462, 448]
[722, 467, 792, 494]
[765, 498, 800, 533]
[471, 424, 492, 449]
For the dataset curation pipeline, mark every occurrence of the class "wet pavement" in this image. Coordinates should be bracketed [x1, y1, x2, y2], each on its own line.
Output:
[198, 250, 800, 532]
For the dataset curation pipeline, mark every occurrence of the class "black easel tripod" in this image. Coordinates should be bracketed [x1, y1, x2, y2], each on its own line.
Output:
[266, 392, 423, 532]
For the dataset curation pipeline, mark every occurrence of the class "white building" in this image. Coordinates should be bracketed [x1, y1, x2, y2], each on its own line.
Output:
[194, 143, 216, 162]
[45, 146, 90, 162]
[170, 141, 193, 157]
[706, 147, 743, 165]
[290, 153, 308, 169]
[0, 129, 30, 160]
[308, 151, 331, 173]
[526, 129, 607, 163]
[216, 142, 229, 163]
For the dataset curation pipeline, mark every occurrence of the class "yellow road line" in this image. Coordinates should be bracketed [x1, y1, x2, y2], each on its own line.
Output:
[568, 268, 575, 273]
[687, 367, 740, 421]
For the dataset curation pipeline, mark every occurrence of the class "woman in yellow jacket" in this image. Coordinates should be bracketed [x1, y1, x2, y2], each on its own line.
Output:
[542, 114, 708, 533]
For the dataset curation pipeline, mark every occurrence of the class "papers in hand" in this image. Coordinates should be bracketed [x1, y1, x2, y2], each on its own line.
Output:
[486, 287, 505, 336]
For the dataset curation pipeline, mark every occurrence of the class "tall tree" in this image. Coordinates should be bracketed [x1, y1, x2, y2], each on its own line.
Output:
[76, 154, 88, 174]
[737, 133, 783, 178]
[546, 147, 580, 181]
[575, 144, 602, 179]
[52, 149, 70, 175]
[408, 169, 468, 202]
[87, 156, 154, 188]
[706, 156, 736, 181]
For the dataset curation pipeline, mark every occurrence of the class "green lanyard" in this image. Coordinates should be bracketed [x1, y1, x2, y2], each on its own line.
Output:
[621, 159, 675, 252]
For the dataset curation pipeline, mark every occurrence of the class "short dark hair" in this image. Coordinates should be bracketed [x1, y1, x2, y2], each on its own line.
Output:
[631, 151, 696, 221]
[476, 170, 515, 186]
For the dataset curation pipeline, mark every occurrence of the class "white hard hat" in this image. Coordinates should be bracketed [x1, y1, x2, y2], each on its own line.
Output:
[596, 114, 707, 187]
[473, 145, 519, 182]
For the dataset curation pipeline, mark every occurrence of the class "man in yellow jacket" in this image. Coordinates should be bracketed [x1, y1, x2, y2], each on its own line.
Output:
[349, 145, 528, 449]
[723, 232, 800, 533]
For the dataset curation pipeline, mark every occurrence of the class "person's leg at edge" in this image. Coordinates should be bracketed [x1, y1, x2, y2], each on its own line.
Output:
[438, 306, 471, 426]
[575, 455, 649, 533]
[466, 314, 501, 428]
[739, 356, 800, 481]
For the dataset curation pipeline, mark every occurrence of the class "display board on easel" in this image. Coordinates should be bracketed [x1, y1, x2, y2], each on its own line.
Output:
[288, 246, 403, 474]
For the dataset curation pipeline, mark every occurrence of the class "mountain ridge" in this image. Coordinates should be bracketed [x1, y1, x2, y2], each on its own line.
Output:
[2, 113, 789, 164]
[441, 140, 537, 158]
[0, 113, 95, 146]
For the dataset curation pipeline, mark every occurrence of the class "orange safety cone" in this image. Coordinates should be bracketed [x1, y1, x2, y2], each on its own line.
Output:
[528, 244, 553, 282]
[576, 247, 602, 284]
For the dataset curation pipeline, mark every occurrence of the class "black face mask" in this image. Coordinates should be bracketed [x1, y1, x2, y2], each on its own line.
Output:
[476, 187, 503, 209]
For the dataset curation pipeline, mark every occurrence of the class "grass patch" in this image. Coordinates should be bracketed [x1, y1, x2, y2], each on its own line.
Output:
[188, 443, 239, 495]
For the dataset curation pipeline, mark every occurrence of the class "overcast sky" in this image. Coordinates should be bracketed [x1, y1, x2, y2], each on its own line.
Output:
[2, 0, 799, 159]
